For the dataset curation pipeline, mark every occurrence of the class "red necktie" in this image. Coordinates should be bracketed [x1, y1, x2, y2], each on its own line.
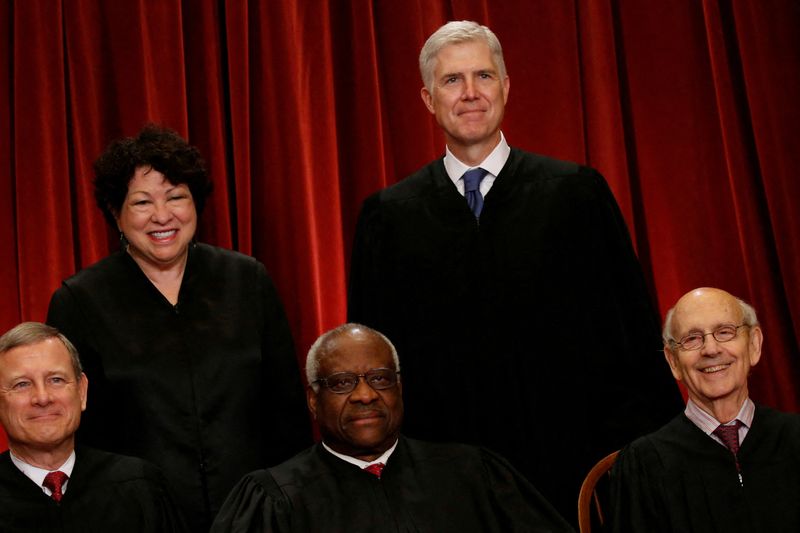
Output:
[43, 471, 69, 503]
[713, 420, 743, 483]
[363, 462, 385, 479]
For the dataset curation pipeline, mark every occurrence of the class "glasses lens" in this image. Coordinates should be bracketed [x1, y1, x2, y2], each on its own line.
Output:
[365, 369, 398, 390]
[679, 334, 703, 350]
[713, 325, 738, 342]
[325, 373, 358, 393]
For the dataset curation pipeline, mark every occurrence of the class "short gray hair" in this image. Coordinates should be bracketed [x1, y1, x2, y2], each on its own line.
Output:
[0, 322, 83, 379]
[419, 20, 507, 93]
[306, 323, 400, 392]
[663, 297, 759, 345]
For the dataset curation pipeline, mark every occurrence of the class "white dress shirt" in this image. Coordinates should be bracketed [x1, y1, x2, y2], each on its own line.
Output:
[322, 439, 398, 470]
[444, 132, 511, 198]
[10, 449, 76, 496]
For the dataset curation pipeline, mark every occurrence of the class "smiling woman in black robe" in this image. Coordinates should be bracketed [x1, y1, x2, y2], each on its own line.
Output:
[46, 125, 310, 532]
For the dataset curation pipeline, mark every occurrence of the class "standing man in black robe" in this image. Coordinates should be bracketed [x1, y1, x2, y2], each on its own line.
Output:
[348, 20, 681, 524]
[610, 288, 800, 532]
[211, 323, 573, 532]
[0, 322, 186, 532]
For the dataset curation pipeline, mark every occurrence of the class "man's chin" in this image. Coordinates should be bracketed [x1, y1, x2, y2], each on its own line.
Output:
[446, 128, 499, 147]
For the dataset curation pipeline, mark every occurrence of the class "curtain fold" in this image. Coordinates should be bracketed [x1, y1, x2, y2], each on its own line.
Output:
[1, 0, 798, 449]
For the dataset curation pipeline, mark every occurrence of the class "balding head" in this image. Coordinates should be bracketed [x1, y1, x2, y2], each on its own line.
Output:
[662, 288, 763, 420]
[663, 288, 759, 346]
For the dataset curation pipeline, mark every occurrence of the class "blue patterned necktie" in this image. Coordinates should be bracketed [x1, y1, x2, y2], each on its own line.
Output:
[462, 167, 489, 217]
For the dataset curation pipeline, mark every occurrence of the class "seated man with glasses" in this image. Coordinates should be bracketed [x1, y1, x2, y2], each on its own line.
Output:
[211, 323, 572, 532]
[610, 287, 800, 533]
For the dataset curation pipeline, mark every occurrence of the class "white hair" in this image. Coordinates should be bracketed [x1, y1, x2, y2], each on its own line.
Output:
[419, 20, 506, 93]
[305, 323, 400, 392]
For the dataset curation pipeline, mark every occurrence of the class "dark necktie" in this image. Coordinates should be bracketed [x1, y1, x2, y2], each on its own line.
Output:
[43, 471, 69, 503]
[713, 420, 743, 483]
[462, 167, 488, 218]
[363, 462, 385, 479]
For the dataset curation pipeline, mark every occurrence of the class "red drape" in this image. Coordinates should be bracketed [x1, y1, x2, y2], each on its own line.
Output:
[1, 1, 798, 451]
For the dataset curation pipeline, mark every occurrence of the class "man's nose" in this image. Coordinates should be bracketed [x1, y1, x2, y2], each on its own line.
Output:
[30, 382, 52, 406]
[461, 78, 478, 99]
[349, 377, 379, 403]
[700, 334, 722, 355]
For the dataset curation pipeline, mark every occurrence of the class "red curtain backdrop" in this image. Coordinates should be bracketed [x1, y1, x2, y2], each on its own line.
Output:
[1, 0, 798, 450]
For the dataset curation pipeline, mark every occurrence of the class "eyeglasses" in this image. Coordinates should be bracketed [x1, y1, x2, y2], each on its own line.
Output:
[672, 324, 749, 351]
[314, 368, 400, 394]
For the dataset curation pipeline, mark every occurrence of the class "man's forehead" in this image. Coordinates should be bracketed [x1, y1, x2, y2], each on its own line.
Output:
[0, 340, 73, 375]
[320, 333, 393, 371]
[435, 41, 495, 70]
[672, 290, 742, 333]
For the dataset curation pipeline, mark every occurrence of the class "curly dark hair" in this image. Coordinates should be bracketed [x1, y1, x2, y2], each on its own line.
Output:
[93, 124, 213, 228]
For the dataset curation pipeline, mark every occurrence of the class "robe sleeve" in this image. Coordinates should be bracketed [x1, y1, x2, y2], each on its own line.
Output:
[347, 192, 386, 327]
[47, 285, 113, 449]
[47, 285, 85, 354]
[210, 471, 290, 533]
[256, 262, 312, 460]
[609, 442, 670, 533]
[146, 467, 191, 533]
[480, 448, 575, 533]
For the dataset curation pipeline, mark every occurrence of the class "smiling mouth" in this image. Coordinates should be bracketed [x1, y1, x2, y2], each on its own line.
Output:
[458, 109, 485, 116]
[149, 230, 177, 240]
[29, 413, 60, 421]
[702, 363, 732, 373]
[348, 411, 385, 423]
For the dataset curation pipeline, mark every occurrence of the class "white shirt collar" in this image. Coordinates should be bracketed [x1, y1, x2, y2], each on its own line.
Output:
[10, 449, 76, 496]
[444, 132, 510, 186]
[322, 439, 398, 469]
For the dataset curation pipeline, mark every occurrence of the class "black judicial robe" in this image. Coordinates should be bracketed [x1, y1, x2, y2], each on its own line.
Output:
[348, 148, 682, 524]
[610, 405, 800, 532]
[47, 243, 310, 532]
[210, 436, 574, 532]
[0, 447, 187, 532]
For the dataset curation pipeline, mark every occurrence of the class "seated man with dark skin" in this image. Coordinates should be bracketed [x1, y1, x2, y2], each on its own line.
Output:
[610, 288, 800, 532]
[0, 322, 186, 532]
[212, 323, 572, 532]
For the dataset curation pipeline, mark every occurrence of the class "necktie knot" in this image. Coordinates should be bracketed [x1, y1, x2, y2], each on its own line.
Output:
[462, 168, 488, 217]
[713, 420, 742, 456]
[463, 167, 486, 192]
[43, 470, 69, 503]
[363, 462, 385, 479]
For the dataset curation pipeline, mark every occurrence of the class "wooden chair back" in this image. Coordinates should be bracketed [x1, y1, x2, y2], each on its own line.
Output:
[577, 450, 619, 533]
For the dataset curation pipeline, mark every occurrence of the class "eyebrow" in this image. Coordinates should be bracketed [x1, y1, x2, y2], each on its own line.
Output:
[5, 369, 71, 380]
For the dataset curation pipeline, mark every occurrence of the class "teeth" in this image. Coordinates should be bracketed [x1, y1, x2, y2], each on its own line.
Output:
[703, 364, 730, 373]
[151, 230, 175, 239]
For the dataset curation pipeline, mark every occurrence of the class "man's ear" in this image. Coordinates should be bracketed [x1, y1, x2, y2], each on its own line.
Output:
[78, 373, 89, 411]
[421, 87, 435, 114]
[663, 347, 683, 382]
[306, 386, 318, 420]
[748, 326, 763, 368]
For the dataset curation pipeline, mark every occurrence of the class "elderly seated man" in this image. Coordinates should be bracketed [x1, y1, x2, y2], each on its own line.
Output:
[212, 323, 573, 532]
[610, 288, 800, 532]
[0, 322, 186, 532]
